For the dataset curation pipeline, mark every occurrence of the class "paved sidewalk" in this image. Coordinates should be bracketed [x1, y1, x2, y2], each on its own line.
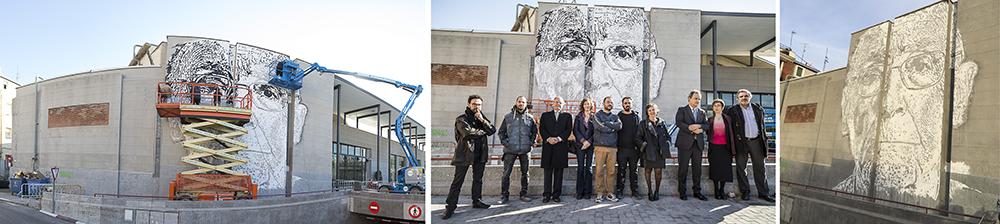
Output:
[430, 195, 775, 223]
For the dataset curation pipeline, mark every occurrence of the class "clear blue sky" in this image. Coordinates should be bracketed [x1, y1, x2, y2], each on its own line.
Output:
[433, 0, 775, 31]
[0, 0, 430, 124]
[780, 0, 937, 72]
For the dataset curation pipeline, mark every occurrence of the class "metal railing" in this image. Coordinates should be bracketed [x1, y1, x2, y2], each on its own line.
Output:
[93, 193, 170, 199]
[18, 184, 83, 198]
[780, 181, 983, 220]
[156, 82, 254, 109]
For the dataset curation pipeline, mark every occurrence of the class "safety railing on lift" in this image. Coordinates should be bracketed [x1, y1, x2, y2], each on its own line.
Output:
[156, 82, 254, 110]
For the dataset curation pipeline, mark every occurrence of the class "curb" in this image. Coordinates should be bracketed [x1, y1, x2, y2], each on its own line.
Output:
[39, 209, 85, 224]
[0, 197, 28, 207]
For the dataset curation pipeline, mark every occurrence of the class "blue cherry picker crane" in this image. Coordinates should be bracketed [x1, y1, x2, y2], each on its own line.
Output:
[269, 59, 425, 194]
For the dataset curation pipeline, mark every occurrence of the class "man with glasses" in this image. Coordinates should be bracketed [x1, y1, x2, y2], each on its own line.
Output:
[724, 89, 774, 202]
[443, 95, 496, 219]
[532, 5, 666, 104]
[675, 90, 708, 201]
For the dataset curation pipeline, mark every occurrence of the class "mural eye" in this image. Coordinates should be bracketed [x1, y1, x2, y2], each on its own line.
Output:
[611, 45, 637, 59]
[604, 45, 641, 71]
[900, 51, 944, 89]
[253, 84, 282, 100]
[557, 45, 588, 61]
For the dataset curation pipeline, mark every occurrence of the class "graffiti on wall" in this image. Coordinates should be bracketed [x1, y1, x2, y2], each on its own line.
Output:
[48, 103, 110, 128]
[165, 38, 308, 191]
[533, 5, 665, 105]
[836, 2, 978, 200]
[431, 63, 489, 86]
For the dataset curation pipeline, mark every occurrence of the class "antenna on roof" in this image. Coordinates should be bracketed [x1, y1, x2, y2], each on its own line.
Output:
[800, 43, 809, 64]
[823, 47, 829, 71]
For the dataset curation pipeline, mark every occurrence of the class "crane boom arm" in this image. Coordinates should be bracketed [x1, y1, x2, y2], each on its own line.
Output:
[270, 60, 422, 167]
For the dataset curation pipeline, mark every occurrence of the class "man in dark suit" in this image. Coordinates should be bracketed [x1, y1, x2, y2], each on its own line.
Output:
[674, 90, 708, 201]
[724, 89, 774, 202]
[442, 95, 496, 220]
[539, 96, 573, 203]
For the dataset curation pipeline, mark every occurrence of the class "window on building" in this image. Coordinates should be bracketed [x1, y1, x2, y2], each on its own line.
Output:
[333, 142, 369, 181]
[389, 154, 409, 177]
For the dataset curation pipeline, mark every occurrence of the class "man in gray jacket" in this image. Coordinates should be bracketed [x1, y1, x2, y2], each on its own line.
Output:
[497, 96, 538, 204]
[592, 96, 623, 203]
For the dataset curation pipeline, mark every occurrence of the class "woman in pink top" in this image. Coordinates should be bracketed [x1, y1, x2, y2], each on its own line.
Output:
[705, 99, 736, 200]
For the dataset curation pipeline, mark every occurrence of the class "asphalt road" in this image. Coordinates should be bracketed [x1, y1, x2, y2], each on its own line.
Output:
[0, 199, 70, 224]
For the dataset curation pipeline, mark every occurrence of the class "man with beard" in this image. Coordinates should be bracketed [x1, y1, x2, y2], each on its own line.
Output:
[497, 96, 538, 204]
[724, 89, 774, 202]
[443, 95, 496, 219]
[616, 97, 642, 200]
[592, 96, 622, 203]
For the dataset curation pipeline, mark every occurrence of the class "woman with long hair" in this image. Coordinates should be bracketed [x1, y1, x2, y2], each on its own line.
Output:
[573, 97, 596, 200]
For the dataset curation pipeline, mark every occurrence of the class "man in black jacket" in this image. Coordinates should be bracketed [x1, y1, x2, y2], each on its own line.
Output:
[674, 90, 708, 201]
[539, 96, 573, 203]
[616, 97, 642, 200]
[724, 89, 774, 202]
[442, 95, 496, 220]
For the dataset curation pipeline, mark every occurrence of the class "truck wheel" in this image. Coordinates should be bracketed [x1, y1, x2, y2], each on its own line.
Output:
[408, 187, 423, 194]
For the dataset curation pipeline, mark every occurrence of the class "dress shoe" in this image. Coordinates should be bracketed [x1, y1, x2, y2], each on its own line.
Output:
[442, 208, 455, 220]
[632, 191, 643, 200]
[497, 196, 509, 204]
[542, 197, 551, 203]
[472, 200, 491, 209]
[694, 193, 708, 201]
[553, 197, 561, 203]
[759, 195, 775, 202]
[519, 195, 533, 202]
[575, 194, 582, 200]
[680, 195, 688, 201]
[741, 194, 751, 200]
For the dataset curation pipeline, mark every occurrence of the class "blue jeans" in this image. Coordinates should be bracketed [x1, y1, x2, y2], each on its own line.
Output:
[576, 148, 594, 196]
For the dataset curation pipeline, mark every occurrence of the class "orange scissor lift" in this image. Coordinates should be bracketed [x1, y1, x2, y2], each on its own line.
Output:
[155, 82, 258, 200]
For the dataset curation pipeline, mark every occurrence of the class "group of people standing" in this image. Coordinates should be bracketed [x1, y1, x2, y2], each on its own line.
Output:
[442, 90, 774, 220]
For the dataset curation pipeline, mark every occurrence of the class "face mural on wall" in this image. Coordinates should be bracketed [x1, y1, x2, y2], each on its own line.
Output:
[836, 2, 978, 200]
[165, 38, 309, 191]
[836, 22, 889, 194]
[533, 5, 665, 106]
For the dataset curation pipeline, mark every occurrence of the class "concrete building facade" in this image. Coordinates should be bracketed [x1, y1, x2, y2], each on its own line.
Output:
[9, 36, 425, 197]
